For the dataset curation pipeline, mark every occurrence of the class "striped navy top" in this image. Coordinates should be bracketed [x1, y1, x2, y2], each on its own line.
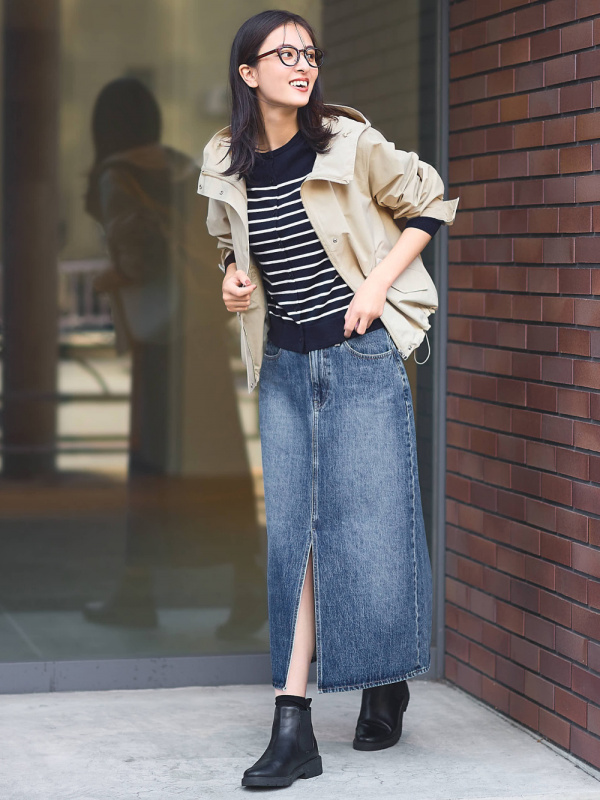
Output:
[224, 128, 442, 353]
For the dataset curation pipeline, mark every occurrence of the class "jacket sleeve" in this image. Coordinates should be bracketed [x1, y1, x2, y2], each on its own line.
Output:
[201, 185, 235, 274]
[360, 126, 459, 225]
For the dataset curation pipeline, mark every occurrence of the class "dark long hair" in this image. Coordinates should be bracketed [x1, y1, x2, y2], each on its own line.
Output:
[90, 77, 162, 165]
[85, 77, 163, 218]
[222, 10, 339, 178]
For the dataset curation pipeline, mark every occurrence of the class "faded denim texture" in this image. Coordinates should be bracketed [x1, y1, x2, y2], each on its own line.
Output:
[258, 325, 433, 694]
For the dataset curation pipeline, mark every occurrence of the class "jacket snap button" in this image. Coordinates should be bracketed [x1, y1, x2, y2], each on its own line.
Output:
[333, 238, 338, 243]
[198, 183, 202, 189]
[219, 190, 224, 195]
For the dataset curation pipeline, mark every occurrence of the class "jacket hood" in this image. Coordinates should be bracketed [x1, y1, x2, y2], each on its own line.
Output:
[86, 142, 200, 220]
[201, 104, 371, 184]
[101, 143, 199, 183]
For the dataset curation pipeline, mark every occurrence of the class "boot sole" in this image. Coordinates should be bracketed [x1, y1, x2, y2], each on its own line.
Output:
[241, 755, 323, 787]
[352, 692, 409, 751]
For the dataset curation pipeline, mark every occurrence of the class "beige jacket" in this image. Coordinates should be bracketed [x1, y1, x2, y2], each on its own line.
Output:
[198, 104, 459, 392]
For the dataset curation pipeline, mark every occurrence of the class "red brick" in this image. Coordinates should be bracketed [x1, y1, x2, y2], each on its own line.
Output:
[527, 267, 558, 293]
[525, 555, 556, 589]
[575, 236, 600, 264]
[455, 659, 484, 696]
[541, 414, 574, 445]
[539, 708, 571, 749]
[572, 606, 600, 640]
[556, 507, 588, 542]
[574, 420, 600, 452]
[509, 691, 539, 731]
[510, 521, 541, 555]
[514, 178, 544, 208]
[545, 53, 576, 85]
[527, 325, 558, 352]
[541, 355, 573, 384]
[500, 37, 531, 67]
[560, 83, 593, 115]
[499, 208, 528, 235]
[540, 531, 571, 565]
[481, 676, 510, 714]
[555, 626, 587, 663]
[576, 45, 600, 78]
[514, 120, 543, 149]
[555, 686, 587, 726]
[540, 591, 572, 628]
[510, 578, 540, 614]
[487, 70, 516, 99]
[574, 299, 600, 326]
[513, 239, 543, 264]
[542, 297, 574, 325]
[542, 236, 575, 263]
[571, 727, 600, 771]
[558, 328, 590, 356]
[560, 145, 593, 174]
[497, 599, 525, 634]
[561, 19, 595, 53]
[446, 628, 470, 661]
[528, 208, 559, 234]
[559, 206, 592, 233]
[590, 641, 600, 673]
[544, 116, 575, 146]
[530, 149, 559, 177]
[513, 353, 542, 380]
[469, 641, 496, 676]
[559, 267, 592, 294]
[540, 473, 573, 506]
[576, 175, 600, 203]
[555, 445, 589, 480]
[498, 151, 528, 179]
[556, 566, 588, 603]
[483, 566, 511, 601]
[498, 322, 527, 349]
[545, 177, 577, 206]
[573, 361, 600, 392]
[572, 665, 600, 704]
[511, 408, 542, 439]
[497, 655, 526, 692]
[572, 544, 600, 581]
[524, 671, 555, 709]
[525, 440, 555, 470]
[524, 611, 556, 648]
[527, 383, 557, 412]
[589, 703, 600, 737]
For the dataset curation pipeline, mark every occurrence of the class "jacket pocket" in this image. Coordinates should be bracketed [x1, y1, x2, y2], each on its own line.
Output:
[389, 265, 429, 294]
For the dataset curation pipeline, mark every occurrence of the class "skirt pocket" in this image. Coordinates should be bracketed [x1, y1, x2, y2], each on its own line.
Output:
[342, 325, 392, 359]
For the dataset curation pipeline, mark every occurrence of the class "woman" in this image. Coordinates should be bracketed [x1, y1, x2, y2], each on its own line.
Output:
[198, 10, 459, 789]
[84, 78, 266, 639]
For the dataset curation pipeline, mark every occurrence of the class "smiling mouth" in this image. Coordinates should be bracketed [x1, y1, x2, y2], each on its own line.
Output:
[290, 80, 309, 89]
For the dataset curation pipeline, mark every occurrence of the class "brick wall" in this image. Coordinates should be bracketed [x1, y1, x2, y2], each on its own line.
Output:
[446, 0, 600, 770]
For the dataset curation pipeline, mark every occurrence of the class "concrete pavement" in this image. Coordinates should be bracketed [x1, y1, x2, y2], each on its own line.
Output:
[1, 679, 599, 799]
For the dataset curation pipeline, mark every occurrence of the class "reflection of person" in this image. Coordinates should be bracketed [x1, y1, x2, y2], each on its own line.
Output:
[199, 10, 459, 788]
[82, 77, 266, 639]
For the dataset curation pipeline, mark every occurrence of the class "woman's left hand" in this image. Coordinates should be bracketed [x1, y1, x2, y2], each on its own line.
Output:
[344, 275, 388, 337]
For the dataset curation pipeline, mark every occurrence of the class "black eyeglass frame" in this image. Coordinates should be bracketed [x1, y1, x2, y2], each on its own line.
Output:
[252, 44, 325, 68]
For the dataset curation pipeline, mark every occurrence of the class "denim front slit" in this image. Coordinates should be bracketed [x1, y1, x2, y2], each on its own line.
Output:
[258, 325, 433, 694]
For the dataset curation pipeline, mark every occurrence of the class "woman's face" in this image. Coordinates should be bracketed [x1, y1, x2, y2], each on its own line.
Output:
[239, 24, 318, 110]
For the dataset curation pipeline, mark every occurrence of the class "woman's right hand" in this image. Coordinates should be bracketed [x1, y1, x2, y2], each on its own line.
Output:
[222, 264, 256, 313]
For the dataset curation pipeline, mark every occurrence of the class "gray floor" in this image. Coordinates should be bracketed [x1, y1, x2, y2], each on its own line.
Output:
[1, 680, 599, 800]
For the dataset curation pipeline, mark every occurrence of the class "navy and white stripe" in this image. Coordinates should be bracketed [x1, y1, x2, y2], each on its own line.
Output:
[247, 171, 354, 325]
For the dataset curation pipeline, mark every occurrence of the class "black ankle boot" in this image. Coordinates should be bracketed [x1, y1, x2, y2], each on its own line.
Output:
[353, 680, 410, 751]
[241, 699, 323, 787]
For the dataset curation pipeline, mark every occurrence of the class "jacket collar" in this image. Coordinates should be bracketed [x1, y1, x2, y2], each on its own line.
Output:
[201, 104, 371, 187]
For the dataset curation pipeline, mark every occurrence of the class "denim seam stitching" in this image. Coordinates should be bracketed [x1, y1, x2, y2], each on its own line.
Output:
[309, 351, 323, 693]
[318, 662, 431, 693]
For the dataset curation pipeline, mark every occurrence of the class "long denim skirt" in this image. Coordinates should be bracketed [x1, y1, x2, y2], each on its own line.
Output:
[258, 324, 433, 694]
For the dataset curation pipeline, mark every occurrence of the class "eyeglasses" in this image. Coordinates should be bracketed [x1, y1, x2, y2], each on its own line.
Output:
[253, 44, 324, 68]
